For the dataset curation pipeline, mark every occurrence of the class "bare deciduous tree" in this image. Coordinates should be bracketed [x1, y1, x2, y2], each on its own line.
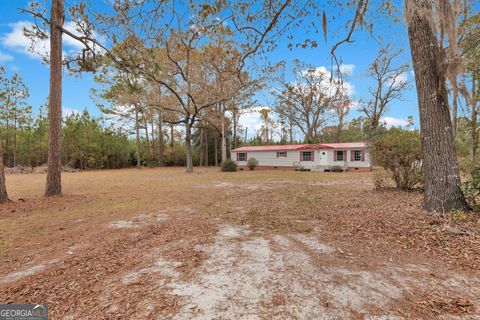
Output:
[258, 108, 277, 143]
[326, 0, 471, 212]
[273, 60, 346, 143]
[333, 93, 351, 142]
[361, 45, 409, 131]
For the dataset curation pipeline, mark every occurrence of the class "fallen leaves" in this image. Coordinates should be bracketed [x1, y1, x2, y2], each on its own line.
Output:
[0, 168, 479, 318]
[415, 291, 475, 316]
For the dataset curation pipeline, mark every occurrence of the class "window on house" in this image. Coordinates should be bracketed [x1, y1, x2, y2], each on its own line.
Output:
[350, 150, 365, 161]
[335, 151, 344, 161]
[276, 151, 287, 157]
[301, 151, 313, 161]
[354, 150, 362, 161]
[237, 152, 247, 161]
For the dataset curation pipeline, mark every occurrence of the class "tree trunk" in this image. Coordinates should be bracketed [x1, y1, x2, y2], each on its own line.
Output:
[199, 127, 204, 167]
[452, 85, 458, 137]
[290, 122, 294, 143]
[233, 118, 238, 149]
[170, 123, 174, 147]
[144, 117, 151, 162]
[0, 140, 9, 203]
[228, 130, 232, 159]
[406, 0, 468, 212]
[134, 107, 141, 169]
[185, 120, 193, 173]
[337, 117, 343, 143]
[150, 112, 155, 160]
[214, 130, 219, 166]
[221, 120, 227, 162]
[470, 75, 478, 163]
[45, 0, 64, 197]
[13, 118, 17, 167]
[158, 109, 164, 166]
[204, 129, 209, 166]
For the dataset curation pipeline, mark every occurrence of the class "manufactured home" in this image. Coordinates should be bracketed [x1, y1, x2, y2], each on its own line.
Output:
[231, 142, 371, 172]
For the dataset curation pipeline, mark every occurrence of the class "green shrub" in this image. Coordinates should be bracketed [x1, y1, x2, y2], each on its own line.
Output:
[221, 159, 237, 172]
[247, 157, 259, 170]
[462, 170, 480, 208]
[451, 210, 468, 222]
[371, 129, 422, 190]
[163, 143, 186, 166]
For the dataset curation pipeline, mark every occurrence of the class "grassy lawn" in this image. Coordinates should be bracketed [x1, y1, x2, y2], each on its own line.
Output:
[0, 167, 479, 319]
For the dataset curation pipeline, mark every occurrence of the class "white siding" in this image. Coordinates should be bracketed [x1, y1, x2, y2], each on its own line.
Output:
[232, 148, 371, 169]
[324, 149, 371, 168]
[234, 150, 300, 167]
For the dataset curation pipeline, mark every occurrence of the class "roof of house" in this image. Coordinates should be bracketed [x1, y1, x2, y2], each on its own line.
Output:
[231, 144, 311, 152]
[313, 142, 369, 149]
[232, 142, 368, 152]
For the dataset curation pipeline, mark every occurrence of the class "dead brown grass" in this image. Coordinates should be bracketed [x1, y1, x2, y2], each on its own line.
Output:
[0, 167, 479, 318]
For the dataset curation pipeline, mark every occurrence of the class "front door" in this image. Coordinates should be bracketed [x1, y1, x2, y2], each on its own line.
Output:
[318, 150, 328, 166]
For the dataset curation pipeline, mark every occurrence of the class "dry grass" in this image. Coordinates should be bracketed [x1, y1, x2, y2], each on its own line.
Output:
[0, 167, 479, 318]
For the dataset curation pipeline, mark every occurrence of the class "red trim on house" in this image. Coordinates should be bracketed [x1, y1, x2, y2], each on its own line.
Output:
[232, 142, 368, 152]
[350, 150, 354, 162]
[361, 150, 365, 161]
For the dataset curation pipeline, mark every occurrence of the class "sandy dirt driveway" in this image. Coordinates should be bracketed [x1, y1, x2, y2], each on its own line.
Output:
[0, 167, 479, 319]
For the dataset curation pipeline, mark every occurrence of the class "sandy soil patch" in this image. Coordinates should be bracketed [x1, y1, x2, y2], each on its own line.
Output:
[168, 225, 480, 319]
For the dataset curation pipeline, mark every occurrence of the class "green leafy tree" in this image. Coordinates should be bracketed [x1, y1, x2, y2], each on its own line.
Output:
[371, 129, 422, 190]
[0, 72, 32, 167]
[63, 109, 130, 169]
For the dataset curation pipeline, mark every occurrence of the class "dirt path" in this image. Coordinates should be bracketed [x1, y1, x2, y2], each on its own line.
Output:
[0, 168, 479, 319]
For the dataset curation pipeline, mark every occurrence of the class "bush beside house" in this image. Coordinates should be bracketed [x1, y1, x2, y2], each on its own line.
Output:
[247, 158, 259, 170]
[371, 129, 422, 190]
[221, 159, 238, 172]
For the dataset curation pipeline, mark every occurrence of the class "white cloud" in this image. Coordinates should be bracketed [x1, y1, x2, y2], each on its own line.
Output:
[397, 72, 408, 84]
[387, 72, 408, 87]
[349, 99, 361, 110]
[2, 21, 49, 60]
[0, 50, 14, 63]
[381, 116, 409, 128]
[63, 21, 93, 51]
[298, 65, 356, 96]
[339, 64, 355, 75]
[63, 107, 81, 118]
[1, 20, 103, 61]
[238, 107, 270, 136]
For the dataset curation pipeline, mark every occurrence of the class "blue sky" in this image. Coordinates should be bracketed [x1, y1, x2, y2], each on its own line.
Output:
[0, 0, 420, 137]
